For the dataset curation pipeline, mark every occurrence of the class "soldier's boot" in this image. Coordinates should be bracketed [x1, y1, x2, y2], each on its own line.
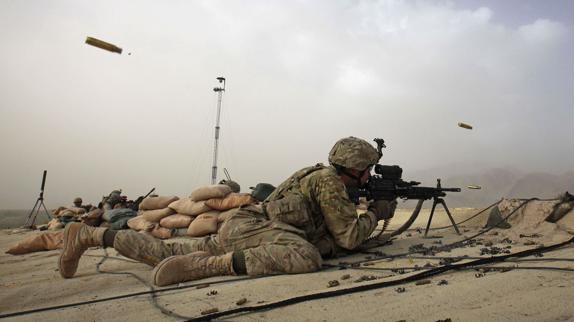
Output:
[59, 222, 107, 278]
[152, 251, 235, 286]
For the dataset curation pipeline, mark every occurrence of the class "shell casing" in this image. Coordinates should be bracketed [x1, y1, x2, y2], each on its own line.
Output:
[85, 37, 122, 54]
[458, 122, 473, 130]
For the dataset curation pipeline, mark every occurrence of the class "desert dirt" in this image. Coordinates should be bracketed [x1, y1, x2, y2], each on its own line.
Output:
[1, 204, 573, 322]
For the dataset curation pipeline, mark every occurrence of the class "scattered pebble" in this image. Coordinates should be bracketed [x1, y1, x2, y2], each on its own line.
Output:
[475, 273, 485, 278]
[206, 290, 218, 296]
[523, 240, 536, 246]
[395, 287, 406, 293]
[201, 308, 219, 315]
[354, 275, 377, 283]
[328, 280, 340, 287]
[341, 274, 351, 280]
[520, 233, 541, 238]
[438, 280, 449, 286]
[236, 298, 247, 306]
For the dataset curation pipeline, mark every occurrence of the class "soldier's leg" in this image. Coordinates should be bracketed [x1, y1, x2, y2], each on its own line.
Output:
[113, 230, 223, 266]
[152, 206, 322, 286]
[58, 221, 225, 279]
[218, 207, 322, 276]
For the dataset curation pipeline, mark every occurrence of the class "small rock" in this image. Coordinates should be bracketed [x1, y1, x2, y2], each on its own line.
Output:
[201, 308, 219, 315]
[206, 290, 218, 296]
[415, 279, 431, 286]
[395, 287, 406, 293]
[438, 280, 448, 286]
[524, 240, 536, 246]
[236, 298, 247, 306]
[341, 274, 351, 280]
[328, 280, 340, 287]
[475, 272, 485, 278]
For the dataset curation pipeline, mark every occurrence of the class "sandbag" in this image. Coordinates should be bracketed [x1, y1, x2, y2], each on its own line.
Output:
[205, 193, 256, 211]
[168, 198, 211, 216]
[190, 184, 232, 201]
[68, 207, 87, 215]
[52, 206, 67, 217]
[160, 214, 193, 229]
[6, 231, 64, 255]
[127, 216, 156, 232]
[150, 226, 172, 239]
[81, 208, 104, 227]
[187, 211, 219, 237]
[217, 208, 237, 223]
[139, 195, 180, 210]
[47, 218, 64, 230]
[140, 208, 175, 222]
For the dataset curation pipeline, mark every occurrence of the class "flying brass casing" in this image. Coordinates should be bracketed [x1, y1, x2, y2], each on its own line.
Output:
[458, 122, 473, 130]
[85, 37, 122, 54]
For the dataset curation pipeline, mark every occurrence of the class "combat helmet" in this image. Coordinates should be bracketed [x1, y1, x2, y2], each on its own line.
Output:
[328, 137, 380, 171]
[219, 179, 241, 193]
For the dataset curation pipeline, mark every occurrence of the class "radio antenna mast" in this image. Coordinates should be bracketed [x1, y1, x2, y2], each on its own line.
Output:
[211, 77, 226, 184]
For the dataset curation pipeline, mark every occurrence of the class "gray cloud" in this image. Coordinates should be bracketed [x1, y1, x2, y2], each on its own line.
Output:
[0, 0, 572, 208]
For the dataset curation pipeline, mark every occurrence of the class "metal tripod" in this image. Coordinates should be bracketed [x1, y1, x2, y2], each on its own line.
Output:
[24, 170, 52, 228]
[424, 179, 461, 237]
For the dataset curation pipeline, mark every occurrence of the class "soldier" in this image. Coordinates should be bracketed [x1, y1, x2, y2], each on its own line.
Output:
[73, 197, 83, 208]
[58, 137, 396, 286]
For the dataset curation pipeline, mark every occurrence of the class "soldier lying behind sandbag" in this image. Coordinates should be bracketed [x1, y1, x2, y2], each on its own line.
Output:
[58, 137, 396, 286]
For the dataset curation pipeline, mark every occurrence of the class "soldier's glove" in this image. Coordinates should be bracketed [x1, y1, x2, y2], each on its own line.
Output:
[369, 199, 397, 221]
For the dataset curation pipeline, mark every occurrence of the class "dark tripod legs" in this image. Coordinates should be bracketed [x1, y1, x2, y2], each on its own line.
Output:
[24, 197, 51, 228]
[424, 197, 461, 237]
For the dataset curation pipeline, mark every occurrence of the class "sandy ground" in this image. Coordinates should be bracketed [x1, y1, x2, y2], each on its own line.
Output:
[1, 206, 573, 322]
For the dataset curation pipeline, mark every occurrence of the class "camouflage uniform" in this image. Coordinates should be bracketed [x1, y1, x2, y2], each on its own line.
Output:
[114, 164, 377, 276]
[114, 137, 382, 276]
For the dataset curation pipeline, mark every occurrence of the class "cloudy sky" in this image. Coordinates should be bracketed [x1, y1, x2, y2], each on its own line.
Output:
[0, 0, 572, 208]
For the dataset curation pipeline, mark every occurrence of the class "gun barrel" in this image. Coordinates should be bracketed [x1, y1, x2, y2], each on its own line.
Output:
[441, 187, 461, 192]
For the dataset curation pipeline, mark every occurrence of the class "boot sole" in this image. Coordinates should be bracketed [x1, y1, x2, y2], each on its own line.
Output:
[152, 256, 179, 287]
[59, 223, 81, 278]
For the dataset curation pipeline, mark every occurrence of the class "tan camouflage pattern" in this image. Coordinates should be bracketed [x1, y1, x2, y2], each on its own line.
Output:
[328, 136, 380, 170]
[113, 230, 223, 266]
[265, 164, 379, 256]
[113, 206, 322, 276]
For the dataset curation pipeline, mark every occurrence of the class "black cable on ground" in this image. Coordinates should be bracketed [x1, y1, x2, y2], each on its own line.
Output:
[187, 236, 574, 322]
[349, 265, 574, 273]
[0, 267, 255, 320]
[95, 248, 191, 320]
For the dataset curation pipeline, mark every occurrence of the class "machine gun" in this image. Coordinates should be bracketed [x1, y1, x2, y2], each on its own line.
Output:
[349, 139, 462, 237]
[130, 187, 156, 211]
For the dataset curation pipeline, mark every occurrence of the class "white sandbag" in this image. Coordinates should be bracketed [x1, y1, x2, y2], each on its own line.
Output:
[139, 195, 180, 210]
[168, 198, 211, 216]
[190, 184, 232, 201]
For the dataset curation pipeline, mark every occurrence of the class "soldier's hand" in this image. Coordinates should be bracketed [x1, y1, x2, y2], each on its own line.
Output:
[369, 199, 397, 221]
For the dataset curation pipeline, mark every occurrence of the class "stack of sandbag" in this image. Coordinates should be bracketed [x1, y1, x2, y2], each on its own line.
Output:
[128, 195, 179, 239]
[177, 185, 257, 237]
[126, 186, 257, 239]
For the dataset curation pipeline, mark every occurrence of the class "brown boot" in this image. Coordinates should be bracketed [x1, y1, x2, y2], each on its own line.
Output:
[152, 252, 235, 286]
[59, 223, 107, 278]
